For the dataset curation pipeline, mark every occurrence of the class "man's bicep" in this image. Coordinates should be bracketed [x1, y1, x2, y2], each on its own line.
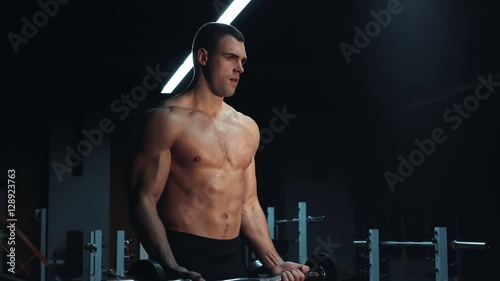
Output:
[130, 110, 179, 205]
[131, 150, 171, 204]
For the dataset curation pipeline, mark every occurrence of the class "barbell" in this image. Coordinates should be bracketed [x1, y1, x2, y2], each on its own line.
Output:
[126, 253, 340, 281]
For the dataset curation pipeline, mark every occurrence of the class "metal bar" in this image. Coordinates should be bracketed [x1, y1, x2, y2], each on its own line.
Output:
[89, 231, 95, 281]
[355, 239, 486, 249]
[220, 272, 321, 281]
[307, 216, 327, 223]
[267, 207, 275, 239]
[275, 216, 327, 224]
[89, 230, 102, 281]
[355, 227, 483, 281]
[369, 229, 380, 281]
[434, 227, 448, 281]
[382, 241, 434, 247]
[116, 230, 125, 276]
[95, 230, 102, 281]
[298, 202, 307, 264]
[451, 240, 488, 250]
[353, 240, 434, 247]
[275, 218, 298, 224]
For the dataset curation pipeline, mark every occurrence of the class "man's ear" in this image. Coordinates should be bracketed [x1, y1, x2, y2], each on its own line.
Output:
[197, 48, 208, 65]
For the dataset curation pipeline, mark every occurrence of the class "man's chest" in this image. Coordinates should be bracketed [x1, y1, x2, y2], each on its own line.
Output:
[173, 117, 256, 169]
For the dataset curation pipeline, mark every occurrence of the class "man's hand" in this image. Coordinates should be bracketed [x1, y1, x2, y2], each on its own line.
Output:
[270, 262, 310, 281]
[167, 265, 205, 281]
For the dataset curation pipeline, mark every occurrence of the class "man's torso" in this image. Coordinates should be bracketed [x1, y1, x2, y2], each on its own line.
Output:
[156, 98, 258, 239]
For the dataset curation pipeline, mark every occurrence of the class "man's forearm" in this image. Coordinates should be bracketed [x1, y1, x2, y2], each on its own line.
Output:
[241, 203, 284, 269]
[130, 200, 177, 269]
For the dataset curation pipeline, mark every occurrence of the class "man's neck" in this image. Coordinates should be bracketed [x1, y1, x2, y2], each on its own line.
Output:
[186, 83, 224, 117]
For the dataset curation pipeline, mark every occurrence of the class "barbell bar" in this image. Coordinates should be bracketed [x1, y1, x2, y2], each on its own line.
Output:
[127, 253, 339, 281]
[275, 216, 328, 224]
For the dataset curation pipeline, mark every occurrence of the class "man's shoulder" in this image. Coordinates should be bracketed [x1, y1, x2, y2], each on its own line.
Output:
[154, 96, 190, 113]
[223, 103, 253, 121]
[237, 112, 258, 128]
[223, 103, 259, 132]
[139, 103, 190, 130]
[145, 96, 192, 118]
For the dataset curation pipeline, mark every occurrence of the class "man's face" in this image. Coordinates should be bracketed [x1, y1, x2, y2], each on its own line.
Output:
[205, 35, 247, 98]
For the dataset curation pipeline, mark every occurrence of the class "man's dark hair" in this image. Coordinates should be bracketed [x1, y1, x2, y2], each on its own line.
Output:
[191, 22, 245, 66]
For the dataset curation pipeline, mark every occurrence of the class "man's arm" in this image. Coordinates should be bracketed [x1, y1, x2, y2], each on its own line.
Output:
[240, 160, 308, 281]
[239, 119, 283, 267]
[128, 108, 201, 279]
[240, 119, 308, 281]
[240, 159, 284, 268]
[129, 109, 177, 265]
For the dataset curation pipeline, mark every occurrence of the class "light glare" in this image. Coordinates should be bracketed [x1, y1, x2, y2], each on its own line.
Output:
[161, 0, 252, 94]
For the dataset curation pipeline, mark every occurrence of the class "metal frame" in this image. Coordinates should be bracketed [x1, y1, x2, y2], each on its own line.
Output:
[87, 230, 134, 281]
[267, 202, 326, 264]
[116, 230, 125, 277]
[89, 229, 102, 281]
[354, 226, 457, 281]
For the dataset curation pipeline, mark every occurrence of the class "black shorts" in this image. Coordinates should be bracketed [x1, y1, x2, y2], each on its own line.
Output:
[166, 229, 249, 281]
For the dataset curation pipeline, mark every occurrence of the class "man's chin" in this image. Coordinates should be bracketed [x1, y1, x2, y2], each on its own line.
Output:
[223, 92, 236, 98]
[214, 89, 236, 98]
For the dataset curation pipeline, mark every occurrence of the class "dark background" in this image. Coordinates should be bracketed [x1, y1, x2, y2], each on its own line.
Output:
[1, 0, 499, 280]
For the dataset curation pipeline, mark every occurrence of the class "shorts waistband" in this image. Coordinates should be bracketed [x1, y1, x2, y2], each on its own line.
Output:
[166, 229, 242, 255]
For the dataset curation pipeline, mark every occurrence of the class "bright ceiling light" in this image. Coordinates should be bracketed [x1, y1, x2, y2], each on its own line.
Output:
[161, 54, 194, 94]
[216, 0, 252, 25]
[161, 0, 252, 94]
